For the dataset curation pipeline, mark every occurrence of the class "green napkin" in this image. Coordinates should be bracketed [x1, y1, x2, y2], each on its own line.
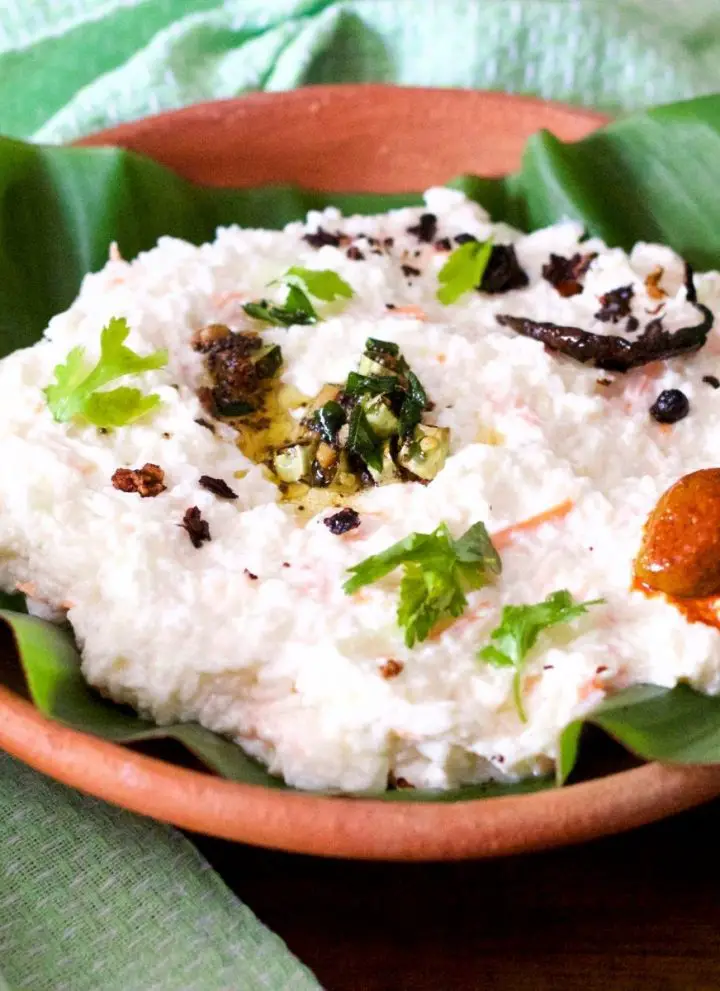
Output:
[0, 0, 719, 143]
[1, 1, 719, 989]
[0, 754, 321, 991]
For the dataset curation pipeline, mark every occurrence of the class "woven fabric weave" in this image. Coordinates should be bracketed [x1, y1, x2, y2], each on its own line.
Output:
[0, 754, 321, 991]
[0, 0, 718, 142]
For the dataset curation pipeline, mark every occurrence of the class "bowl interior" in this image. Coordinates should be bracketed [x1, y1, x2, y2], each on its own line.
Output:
[2, 85, 718, 859]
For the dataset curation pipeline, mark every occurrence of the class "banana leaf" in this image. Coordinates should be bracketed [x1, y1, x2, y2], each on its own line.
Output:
[2, 94, 720, 799]
[557, 684, 720, 784]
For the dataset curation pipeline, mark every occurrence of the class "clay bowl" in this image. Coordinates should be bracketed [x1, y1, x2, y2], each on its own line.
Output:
[2, 85, 720, 860]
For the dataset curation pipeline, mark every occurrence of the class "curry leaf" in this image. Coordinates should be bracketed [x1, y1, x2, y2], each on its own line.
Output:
[344, 372, 399, 396]
[243, 294, 316, 327]
[453, 521, 503, 589]
[244, 267, 353, 326]
[283, 283, 317, 320]
[346, 403, 383, 471]
[365, 338, 400, 357]
[6, 96, 720, 357]
[310, 399, 346, 443]
[398, 370, 429, 436]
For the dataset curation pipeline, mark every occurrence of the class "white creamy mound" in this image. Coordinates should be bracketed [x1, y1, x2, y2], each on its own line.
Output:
[2, 188, 720, 792]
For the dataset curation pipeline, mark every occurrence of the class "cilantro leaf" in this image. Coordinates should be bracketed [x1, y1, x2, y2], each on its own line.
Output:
[344, 522, 501, 647]
[437, 238, 494, 305]
[397, 562, 467, 647]
[82, 387, 163, 428]
[285, 266, 354, 302]
[347, 403, 383, 472]
[453, 521, 503, 588]
[44, 317, 168, 426]
[44, 346, 90, 420]
[479, 590, 605, 722]
[344, 528, 449, 592]
[244, 267, 354, 326]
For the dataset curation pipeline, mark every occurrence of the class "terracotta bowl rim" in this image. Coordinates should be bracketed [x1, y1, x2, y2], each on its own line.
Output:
[3, 85, 718, 858]
[3, 681, 720, 860]
[75, 82, 610, 154]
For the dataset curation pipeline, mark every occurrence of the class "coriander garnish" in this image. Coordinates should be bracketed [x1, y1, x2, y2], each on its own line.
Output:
[45, 317, 168, 428]
[344, 522, 501, 647]
[436, 238, 493, 305]
[478, 590, 604, 722]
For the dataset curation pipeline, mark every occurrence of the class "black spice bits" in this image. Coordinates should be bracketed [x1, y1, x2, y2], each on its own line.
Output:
[649, 389, 690, 424]
[198, 475, 238, 500]
[401, 264, 421, 279]
[542, 252, 596, 298]
[407, 213, 437, 243]
[180, 506, 212, 548]
[703, 375, 720, 389]
[192, 326, 281, 418]
[323, 507, 361, 535]
[303, 227, 341, 249]
[387, 772, 414, 790]
[480, 244, 529, 294]
[595, 285, 634, 323]
[346, 245, 365, 261]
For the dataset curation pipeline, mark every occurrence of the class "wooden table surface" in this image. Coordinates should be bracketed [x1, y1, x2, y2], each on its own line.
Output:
[193, 797, 720, 991]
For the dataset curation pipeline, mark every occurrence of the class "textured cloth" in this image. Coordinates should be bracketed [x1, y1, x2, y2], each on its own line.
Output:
[0, 755, 321, 991]
[0, 0, 719, 142]
[1, 1, 720, 989]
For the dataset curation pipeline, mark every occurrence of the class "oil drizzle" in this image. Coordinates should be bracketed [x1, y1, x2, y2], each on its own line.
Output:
[228, 380, 307, 465]
[223, 378, 361, 516]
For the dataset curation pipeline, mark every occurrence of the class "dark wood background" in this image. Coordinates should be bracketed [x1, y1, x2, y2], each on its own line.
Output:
[194, 796, 720, 991]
